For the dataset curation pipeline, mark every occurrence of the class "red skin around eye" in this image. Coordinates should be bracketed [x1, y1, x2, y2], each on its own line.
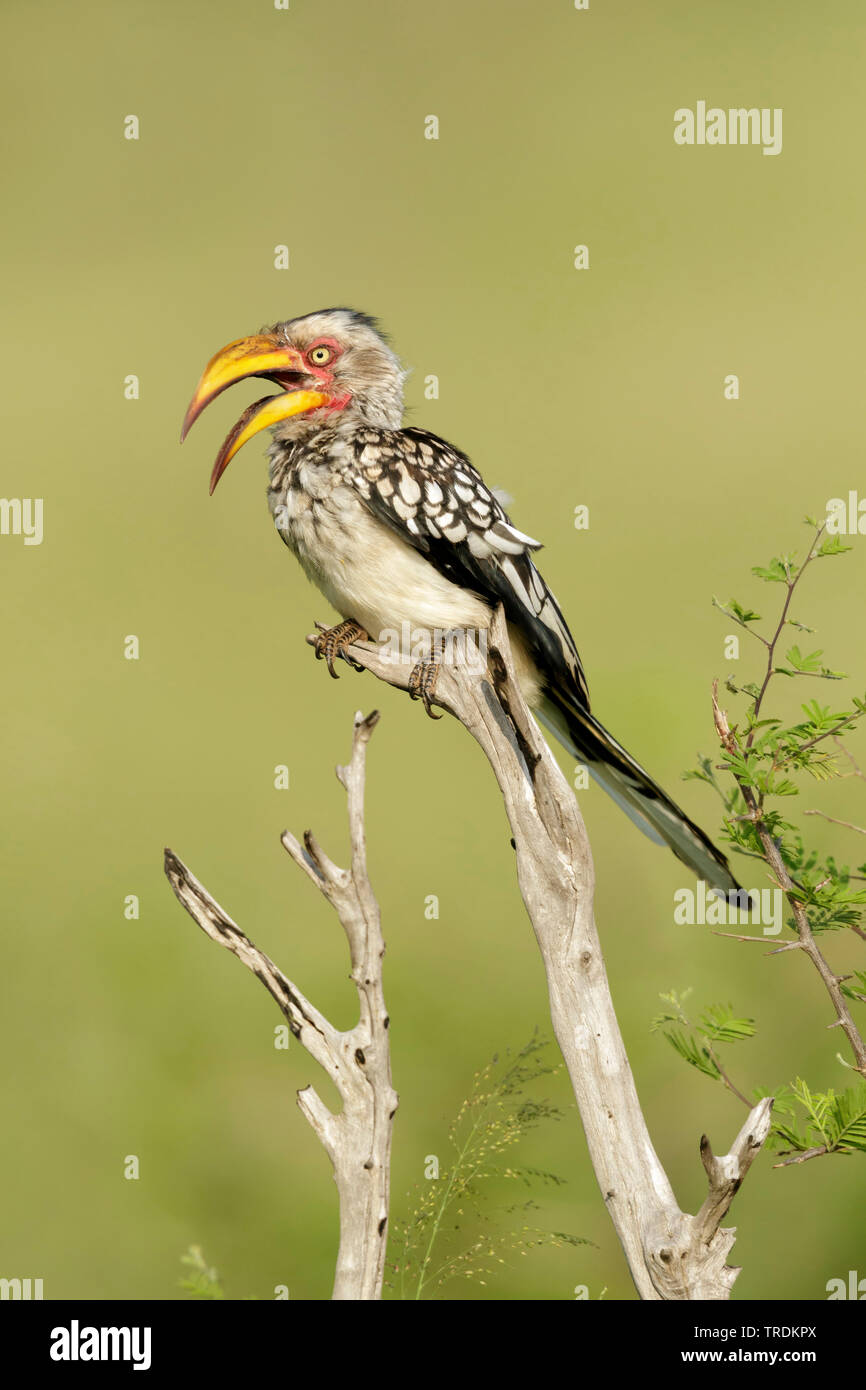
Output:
[303, 339, 351, 413]
[304, 338, 343, 378]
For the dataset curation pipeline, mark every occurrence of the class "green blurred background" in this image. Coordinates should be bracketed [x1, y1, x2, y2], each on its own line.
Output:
[2, 0, 864, 1300]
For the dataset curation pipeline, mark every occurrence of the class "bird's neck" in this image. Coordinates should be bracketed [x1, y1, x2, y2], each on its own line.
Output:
[270, 394, 403, 449]
[267, 413, 394, 482]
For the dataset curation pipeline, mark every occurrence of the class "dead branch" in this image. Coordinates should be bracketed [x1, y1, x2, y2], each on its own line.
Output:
[164, 710, 397, 1301]
[320, 606, 773, 1299]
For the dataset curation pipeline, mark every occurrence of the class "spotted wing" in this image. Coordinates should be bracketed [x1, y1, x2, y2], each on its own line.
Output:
[345, 426, 590, 708]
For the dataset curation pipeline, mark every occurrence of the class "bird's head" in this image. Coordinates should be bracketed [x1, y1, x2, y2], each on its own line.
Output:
[181, 307, 405, 492]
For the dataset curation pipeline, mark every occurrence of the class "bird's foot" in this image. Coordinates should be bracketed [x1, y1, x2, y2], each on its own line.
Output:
[314, 620, 369, 678]
[408, 658, 443, 719]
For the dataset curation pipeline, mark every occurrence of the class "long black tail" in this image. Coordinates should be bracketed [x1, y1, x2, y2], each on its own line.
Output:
[536, 687, 741, 896]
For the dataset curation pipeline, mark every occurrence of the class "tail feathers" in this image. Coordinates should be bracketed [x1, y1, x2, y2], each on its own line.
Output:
[537, 692, 742, 897]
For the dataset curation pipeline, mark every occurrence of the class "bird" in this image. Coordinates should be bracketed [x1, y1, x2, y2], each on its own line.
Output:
[182, 306, 740, 895]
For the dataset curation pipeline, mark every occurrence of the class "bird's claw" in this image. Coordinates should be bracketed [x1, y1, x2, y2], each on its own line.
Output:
[408, 658, 443, 719]
[314, 620, 369, 677]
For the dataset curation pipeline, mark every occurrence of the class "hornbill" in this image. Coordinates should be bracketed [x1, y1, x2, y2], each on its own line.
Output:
[182, 307, 739, 895]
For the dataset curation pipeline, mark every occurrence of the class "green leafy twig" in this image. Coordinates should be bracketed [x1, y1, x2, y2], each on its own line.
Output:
[702, 520, 866, 1076]
[651, 990, 755, 1105]
[769, 1079, 866, 1166]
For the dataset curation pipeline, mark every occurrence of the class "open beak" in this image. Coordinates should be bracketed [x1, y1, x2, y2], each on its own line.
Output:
[181, 333, 330, 493]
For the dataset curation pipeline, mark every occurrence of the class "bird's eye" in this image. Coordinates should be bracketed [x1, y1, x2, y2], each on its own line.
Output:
[308, 345, 333, 366]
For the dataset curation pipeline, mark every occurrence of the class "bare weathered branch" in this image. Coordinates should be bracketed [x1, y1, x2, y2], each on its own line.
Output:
[163, 848, 340, 1077]
[318, 609, 770, 1299]
[165, 710, 398, 1300]
[694, 1098, 774, 1243]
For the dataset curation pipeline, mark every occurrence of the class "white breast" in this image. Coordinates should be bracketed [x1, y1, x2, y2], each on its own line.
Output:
[271, 465, 541, 704]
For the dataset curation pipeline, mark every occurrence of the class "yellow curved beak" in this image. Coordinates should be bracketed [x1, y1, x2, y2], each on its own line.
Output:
[181, 333, 330, 492]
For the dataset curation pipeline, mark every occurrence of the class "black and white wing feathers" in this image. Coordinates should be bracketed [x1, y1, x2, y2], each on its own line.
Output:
[345, 426, 590, 708]
[343, 426, 740, 895]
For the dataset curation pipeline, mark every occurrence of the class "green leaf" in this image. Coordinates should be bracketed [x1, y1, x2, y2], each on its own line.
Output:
[785, 646, 823, 672]
[662, 1029, 721, 1080]
[762, 776, 799, 797]
[816, 536, 853, 558]
[777, 1079, 866, 1154]
[683, 767, 714, 786]
[698, 1005, 757, 1045]
[713, 596, 762, 624]
[832, 1090, 866, 1150]
[752, 556, 796, 584]
[841, 971, 866, 1005]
